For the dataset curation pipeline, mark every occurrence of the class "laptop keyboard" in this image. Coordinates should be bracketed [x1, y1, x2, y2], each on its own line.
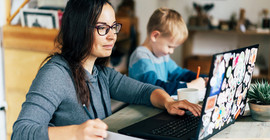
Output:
[151, 113, 199, 138]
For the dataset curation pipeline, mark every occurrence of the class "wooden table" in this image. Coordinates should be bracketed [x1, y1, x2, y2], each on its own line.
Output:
[103, 104, 270, 139]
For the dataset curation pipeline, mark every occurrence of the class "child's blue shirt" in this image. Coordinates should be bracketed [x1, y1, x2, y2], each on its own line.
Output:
[129, 46, 198, 95]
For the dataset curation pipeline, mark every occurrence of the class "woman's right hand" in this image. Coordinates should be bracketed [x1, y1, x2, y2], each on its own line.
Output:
[48, 118, 108, 140]
[186, 77, 206, 90]
[75, 119, 108, 140]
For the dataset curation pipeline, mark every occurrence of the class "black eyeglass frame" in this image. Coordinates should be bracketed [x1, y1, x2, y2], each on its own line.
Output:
[93, 23, 122, 36]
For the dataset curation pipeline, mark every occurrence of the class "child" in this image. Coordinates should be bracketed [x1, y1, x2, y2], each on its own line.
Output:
[129, 8, 207, 96]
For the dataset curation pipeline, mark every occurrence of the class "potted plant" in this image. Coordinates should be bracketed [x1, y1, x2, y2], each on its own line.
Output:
[247, 80, 270, 121]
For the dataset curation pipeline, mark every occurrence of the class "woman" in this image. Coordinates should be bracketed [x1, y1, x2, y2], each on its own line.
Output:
[12, 0, 201, 140]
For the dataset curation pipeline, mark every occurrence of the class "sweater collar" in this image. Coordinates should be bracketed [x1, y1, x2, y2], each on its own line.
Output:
[49, 55, 98, 83]
[85, 66, 98, 83]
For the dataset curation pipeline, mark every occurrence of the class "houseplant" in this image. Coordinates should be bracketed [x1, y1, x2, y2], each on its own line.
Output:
[247, 80, 270, 121]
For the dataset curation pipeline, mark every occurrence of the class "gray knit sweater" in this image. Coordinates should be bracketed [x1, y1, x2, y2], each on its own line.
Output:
[11, 55, 160, 140]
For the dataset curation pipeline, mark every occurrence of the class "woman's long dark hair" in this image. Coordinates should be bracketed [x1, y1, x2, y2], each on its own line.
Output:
[42, 0, 111, 107]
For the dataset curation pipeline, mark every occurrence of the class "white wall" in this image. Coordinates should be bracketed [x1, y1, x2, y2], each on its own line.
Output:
[135, 0, 160, 44]
[136, 0, 270, 43]
[0, 44, 6, 140]
[0, 0, 5, 26]
[168, 0, 269, 24]
[0, 0, 6, 139]
[135, 0, 270, 66]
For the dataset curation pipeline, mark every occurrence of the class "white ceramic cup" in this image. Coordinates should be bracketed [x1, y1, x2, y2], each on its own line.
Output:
[198, 88, 206, 102]
[177, 88, 199, 104]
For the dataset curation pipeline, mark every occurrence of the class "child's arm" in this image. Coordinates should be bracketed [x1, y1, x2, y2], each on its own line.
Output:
[167, 58, 207, 82]
[155, 79, 187, 95]
[130, 69, 187, 95]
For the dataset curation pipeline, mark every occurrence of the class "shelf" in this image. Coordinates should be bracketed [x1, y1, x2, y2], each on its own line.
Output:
[2, 25, 130, 53]
[188, 29, 270, 36]
[182, 28, 270, 80]
[3, 25, 59, 53]
[253, 74, 269, 79]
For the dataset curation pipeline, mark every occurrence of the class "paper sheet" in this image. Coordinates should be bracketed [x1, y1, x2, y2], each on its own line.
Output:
[105, 131, 144, 140]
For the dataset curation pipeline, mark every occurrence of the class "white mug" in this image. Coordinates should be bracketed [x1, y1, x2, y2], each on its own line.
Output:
[177, 88, 199, 104]
[198, 88, 206, 102]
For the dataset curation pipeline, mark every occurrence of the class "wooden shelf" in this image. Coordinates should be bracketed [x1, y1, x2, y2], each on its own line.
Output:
[2, 25, 131, 53]
[3, 25, 59, 53]
[182, 29, 270, 80]
[189, 29, 270, 35]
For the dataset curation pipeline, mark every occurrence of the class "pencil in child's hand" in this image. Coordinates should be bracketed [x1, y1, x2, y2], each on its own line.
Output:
[196, 66, 201, 79]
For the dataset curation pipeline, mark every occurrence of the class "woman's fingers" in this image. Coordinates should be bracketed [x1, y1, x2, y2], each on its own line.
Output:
[77, 119, 108, 140]
[185, 103, 202, 116]
[167, 100, 202, 117]
[92, 119, 108, 138]
[93, 118, 108, 129]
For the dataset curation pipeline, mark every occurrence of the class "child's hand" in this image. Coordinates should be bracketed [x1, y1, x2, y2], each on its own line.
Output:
[186, 77, 205, 89]
[203, 77, 209, 86]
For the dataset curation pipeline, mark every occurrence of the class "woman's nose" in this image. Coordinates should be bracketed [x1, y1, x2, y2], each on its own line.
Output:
[106, 29, 116, 40]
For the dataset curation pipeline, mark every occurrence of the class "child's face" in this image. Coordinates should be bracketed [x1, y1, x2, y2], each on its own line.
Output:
[152, 35, 184, 57]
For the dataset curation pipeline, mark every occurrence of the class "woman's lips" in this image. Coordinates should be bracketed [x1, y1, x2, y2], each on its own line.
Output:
[103, 45, 113, 49]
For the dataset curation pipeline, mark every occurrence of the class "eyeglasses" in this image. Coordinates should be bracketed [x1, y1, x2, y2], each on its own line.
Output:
[94, 23, 122, 36]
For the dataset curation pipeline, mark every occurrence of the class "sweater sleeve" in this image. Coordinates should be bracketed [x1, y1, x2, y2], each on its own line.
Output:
[169, 67, 197, 82]
[129, 57, 158, 84]
[167, 58, 208, 82]
[11, 65, 65, 140]
[155, 79, 187, 96]
[166, 58, 196, 82]
[106, 67, 161, 106]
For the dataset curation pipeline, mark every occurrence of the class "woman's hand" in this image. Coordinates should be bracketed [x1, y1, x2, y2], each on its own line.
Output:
[164, 100, 202, 117]
[150, 89, 201, 117]
[75, 119, 108, 140]
[48, 118, 108, 140]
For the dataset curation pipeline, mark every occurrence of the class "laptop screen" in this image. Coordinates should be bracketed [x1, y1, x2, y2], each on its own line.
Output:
[198, 44, 259, 140]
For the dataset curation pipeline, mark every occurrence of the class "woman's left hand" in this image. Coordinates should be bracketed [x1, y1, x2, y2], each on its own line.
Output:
[150, 89, 202, 117]
[164, 100, 202, 117]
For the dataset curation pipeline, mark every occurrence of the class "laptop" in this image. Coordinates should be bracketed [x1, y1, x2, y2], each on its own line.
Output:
[119, 44, 259, 140]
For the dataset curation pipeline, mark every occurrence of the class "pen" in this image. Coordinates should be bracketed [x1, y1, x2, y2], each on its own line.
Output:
[196, 66, 201, 79]
[83, 104, 92, 119]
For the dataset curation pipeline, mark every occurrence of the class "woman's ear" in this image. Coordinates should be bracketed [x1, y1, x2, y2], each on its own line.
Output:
[150, 30, 161, 42]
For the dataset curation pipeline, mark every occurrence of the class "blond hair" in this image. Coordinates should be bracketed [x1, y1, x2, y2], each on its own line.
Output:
[147, 8, 188, 41]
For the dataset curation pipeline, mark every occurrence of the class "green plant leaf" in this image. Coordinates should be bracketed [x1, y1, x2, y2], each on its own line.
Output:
[247, 80, 270, 105]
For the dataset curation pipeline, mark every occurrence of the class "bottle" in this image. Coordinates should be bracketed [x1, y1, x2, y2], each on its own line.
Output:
[262, 9, 270, 29]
